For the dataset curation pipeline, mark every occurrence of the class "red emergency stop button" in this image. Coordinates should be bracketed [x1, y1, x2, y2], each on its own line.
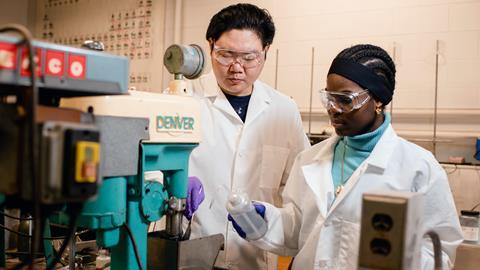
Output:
[81, 160, 97, 180]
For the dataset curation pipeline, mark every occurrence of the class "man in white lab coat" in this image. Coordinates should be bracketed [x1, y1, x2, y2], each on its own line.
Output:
[187, 3, 310, 270]
[229, 44, 463, 269]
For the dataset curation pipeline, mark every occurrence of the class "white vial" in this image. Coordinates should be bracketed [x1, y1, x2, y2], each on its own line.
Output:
[226, 192, 267, 240]
[460, 210, 480, 244]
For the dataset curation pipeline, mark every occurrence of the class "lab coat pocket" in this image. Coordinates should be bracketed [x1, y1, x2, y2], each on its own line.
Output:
[338, 220, 360, 269]
[260, 145, 290, 189]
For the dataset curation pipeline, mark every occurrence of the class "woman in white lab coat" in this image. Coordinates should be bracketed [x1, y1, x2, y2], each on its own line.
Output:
[229, 44, 463, 269]
[187, 3, 310, 270]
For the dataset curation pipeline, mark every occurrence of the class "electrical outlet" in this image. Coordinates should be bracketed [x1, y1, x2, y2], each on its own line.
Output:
[358, 191, 423, 270]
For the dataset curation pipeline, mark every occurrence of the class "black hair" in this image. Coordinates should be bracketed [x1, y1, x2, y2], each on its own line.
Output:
[206, 3, 275, 49]
[336, 44, 396, 96]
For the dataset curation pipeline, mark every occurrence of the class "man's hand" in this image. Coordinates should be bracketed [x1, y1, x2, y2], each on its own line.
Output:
[184, 176, 205, 220]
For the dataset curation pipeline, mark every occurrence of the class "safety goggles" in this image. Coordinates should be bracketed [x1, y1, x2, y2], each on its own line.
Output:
[212, 45, 265, 68]
[318, 88, 371, 113]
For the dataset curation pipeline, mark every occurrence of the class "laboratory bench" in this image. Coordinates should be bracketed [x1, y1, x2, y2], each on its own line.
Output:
[454, 243, 480, 270]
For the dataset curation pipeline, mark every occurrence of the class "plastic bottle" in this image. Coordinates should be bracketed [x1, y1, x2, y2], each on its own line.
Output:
[226, 191, 267, 240]
[459, 210, 480, 245]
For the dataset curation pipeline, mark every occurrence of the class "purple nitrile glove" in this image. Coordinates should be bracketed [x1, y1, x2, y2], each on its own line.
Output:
[227, 203, 266, 239]
[184, 176, 205, 220]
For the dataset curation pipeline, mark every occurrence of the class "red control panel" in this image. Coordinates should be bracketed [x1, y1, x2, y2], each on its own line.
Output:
[0, 34, 128, 95]
[0, 43, 88, 80]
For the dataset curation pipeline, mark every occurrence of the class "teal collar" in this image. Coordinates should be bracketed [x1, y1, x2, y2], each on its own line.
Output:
[344, 112, 391, 151]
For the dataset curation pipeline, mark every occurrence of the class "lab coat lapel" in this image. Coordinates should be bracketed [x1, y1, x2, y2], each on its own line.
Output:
[200, 73, 242, 122]
[212, 91, 242, 121]
[327, 164, 365, 216]
[326, 125, 398, 216]
[301, 137, 338, 217]
[365, 125, 397, 170]
[244, 81, 271, 125]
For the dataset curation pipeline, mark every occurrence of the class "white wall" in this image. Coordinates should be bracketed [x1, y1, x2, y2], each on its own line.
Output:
[0, 0, 35, 31]
[445, 164, 480, 215]
[180, 0, 480, 163]
[180, 0, 480, 110]
[0, 0, 28, 26]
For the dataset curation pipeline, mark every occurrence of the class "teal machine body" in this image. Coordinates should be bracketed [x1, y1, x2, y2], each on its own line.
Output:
[73, 143, 197, 269]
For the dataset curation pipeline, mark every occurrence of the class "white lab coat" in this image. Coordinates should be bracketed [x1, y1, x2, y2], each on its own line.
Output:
[188, 72, 310, 270]
[252, 125, 463, 270]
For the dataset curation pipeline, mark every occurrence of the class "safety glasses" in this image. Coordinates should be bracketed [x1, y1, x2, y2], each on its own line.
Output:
[212, 45, 265, 68]
[318, 88, 371, 113]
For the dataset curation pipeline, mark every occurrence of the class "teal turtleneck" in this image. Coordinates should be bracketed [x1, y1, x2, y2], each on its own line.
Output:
[331, 113, 391, 195]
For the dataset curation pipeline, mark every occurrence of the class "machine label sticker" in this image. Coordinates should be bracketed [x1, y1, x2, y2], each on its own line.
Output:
[156, 115, 195, 133]
[46, 50, 65, 76]
[68, 54, 86, 79]
[0, 42, 17, 70]
[20, 47, 42, 77]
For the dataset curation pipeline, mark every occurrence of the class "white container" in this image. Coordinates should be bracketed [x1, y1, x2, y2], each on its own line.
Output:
[226, 192, 267, 240]
[460, 210, 480, 244]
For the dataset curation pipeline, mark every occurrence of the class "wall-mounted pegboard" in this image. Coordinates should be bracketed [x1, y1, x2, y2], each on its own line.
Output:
[35, 0, 167, 92]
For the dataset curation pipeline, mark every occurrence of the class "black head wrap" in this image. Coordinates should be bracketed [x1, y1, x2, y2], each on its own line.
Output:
[327, 58, 394, 105]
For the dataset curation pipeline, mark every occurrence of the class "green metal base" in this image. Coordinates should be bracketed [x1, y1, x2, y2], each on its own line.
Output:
[111, 143, 197, 269]
[81, 143, 196, 269]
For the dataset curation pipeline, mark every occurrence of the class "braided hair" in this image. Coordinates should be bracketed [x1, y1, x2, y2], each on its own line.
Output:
[336, 44, 396, 99]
